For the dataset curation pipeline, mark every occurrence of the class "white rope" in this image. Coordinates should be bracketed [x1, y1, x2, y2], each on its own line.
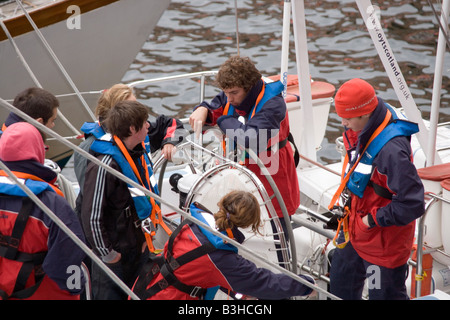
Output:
[0, 97, 340, 299]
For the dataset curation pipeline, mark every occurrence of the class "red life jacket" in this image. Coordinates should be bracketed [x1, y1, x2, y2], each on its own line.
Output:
[0, 175, 78, 300]
[131, 202, 236, 300]
[222, 81, 300, 217]
[334, 112, 419, 268]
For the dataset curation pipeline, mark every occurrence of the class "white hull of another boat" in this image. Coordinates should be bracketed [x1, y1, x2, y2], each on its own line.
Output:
[0, 0, 170, 163]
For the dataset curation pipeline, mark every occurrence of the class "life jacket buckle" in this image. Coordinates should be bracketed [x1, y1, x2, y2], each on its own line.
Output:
[189, 286, 203, 298]
[8, 237, 20, 249]
[141, 217, 156, 235]
[158, 278, 168, 290]
[0, 234, 9, 247]
[124, 206, 131, 218]
[168, 257, 180, 270]
[0, 234, 19, 249]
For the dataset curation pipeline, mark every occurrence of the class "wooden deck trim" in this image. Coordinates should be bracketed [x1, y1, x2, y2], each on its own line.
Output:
[0, 0, 119, 41]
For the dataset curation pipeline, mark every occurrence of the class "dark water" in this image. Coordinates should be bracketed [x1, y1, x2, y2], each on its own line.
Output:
[121, 0, 449, 164]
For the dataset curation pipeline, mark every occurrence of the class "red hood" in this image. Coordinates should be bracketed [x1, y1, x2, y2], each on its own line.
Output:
[0, 122, 45, 164]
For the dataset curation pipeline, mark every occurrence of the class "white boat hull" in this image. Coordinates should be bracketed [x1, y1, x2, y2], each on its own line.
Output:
[0, 0, 170, 163]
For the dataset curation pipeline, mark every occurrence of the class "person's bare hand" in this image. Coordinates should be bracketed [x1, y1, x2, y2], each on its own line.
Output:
[108, 252, 121, 264]
[189, 106, 208, 129]
[161, 144, 176, 161]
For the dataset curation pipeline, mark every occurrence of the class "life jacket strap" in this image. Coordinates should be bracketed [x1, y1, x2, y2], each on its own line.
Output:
[134, 217, 217, 299]
[0, 197, 46, 300]
[332, 206, 350, 249]
[0, 170, 64, 198]
[143, 197, 173, 253]
[367, 180, 393, 200]
[266, 132, 300, 166]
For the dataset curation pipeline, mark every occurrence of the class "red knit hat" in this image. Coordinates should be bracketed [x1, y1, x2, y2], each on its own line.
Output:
[334, 78, 378, 118]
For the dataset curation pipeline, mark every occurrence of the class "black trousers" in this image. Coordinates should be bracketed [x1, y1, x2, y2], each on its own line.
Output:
[90, 249, 146, 300]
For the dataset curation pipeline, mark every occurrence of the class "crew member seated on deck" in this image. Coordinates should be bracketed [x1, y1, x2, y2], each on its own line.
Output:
[0, 122, 86, 300]
[131, 190, 315, 300]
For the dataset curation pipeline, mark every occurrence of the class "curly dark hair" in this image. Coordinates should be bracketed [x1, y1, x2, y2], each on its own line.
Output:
[215, 56, 262, 92]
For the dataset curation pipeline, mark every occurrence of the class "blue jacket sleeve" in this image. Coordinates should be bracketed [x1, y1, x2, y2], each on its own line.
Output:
[42, 191, 87, 294]
[216, 96, 286, 153]
[373, 136, 425, 226]
[209, 249, 314, 299]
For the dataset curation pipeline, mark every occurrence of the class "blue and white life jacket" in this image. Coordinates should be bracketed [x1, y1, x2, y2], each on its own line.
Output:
[90, 134, 158, 220]
[0, 176, 55, 197]
[80, 121, 106, 139]
[347, 104, 419, 198]
[81, 121, 152, 156]
[224, 80, 284, 119]
[189, 203, 238, 253]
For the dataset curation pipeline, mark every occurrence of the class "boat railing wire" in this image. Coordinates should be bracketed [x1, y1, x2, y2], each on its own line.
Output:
[14, 0, 96, 121]
[412, 192, 450, 298]
[0, 15, 83, 137]
[0, 97, 341, 300]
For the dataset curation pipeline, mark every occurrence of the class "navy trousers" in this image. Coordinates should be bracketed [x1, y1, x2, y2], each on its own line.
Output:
[329, 236, 409, 300]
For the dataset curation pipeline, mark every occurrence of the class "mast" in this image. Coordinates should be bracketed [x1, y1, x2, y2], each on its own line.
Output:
[355, 0, 442, 165]
[427, 0, 450, 166]
[292, 0, 316, 163]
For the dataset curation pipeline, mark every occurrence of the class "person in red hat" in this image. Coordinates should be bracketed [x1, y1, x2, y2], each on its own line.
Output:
[328, 78, 425, 299]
